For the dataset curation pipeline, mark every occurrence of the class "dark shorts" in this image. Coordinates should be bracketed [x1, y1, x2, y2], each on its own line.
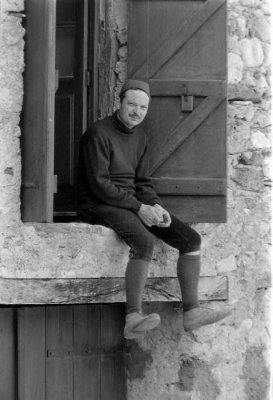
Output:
[78, 205, 201, 262]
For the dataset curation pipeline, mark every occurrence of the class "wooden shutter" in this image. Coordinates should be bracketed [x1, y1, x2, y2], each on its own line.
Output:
[128, 0, 227, 222]
[21, 0, 56, 222]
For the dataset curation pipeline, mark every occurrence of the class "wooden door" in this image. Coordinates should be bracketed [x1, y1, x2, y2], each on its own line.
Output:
[17, 305, 127, 400]
[0, 308, 17, 400]
[128, 0, 227, 222]
[54, 0, 89, 215]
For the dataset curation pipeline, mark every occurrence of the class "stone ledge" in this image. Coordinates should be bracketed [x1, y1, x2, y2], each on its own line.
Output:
[0, 223, 179, 278]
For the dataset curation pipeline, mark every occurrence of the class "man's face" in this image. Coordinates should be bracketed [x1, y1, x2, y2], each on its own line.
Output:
[118, 89, 150, 129]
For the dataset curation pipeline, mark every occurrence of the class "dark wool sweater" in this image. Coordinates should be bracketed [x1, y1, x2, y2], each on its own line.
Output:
[77, 113, 161, 212]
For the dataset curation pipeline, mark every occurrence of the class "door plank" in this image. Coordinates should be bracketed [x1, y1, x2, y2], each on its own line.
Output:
[18, 307, 46, 400]
[73, 305, 101, 400]
[0, 308, 16, 400]
[46, 306, 73, 400]
[100, 305, 127, 400]
[131, 0, 225, 78]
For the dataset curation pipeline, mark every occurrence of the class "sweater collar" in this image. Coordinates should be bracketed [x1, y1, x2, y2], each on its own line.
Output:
[113, 111, 135, 134]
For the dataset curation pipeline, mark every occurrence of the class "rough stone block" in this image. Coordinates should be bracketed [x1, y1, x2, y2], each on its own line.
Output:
[228, 84, 261, 102]
[118, 45, 127, 60]
[262, 43, 272, 67]
[250, 130, 271, 149]
[217, 255, 237, 273]
[231, 166, 264, 192]
[239, 37, 264, 67]
[228, 121, 250, 154]
[228, 53, 243, 84]
[254, 17, 271, 42]
[260, 1, 271, 15]
[239, 0, 259, 7]
[116, 28, 127, 45]
[239, 151, 263, 166]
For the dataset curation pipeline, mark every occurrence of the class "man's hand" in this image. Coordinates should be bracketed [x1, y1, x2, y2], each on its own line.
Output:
[137, 204, 163, 227]
[153, 204, 172, 227]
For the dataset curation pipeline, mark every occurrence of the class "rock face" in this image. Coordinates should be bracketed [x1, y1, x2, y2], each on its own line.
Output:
[0, 0, 271, 399]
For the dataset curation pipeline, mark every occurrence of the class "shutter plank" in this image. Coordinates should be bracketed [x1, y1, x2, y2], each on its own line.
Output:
[21, 0, 56, 222]
[127, 0, 149, 78]
[150, 93, 226, 174]
[151, 79, 225, 97]
[153, 178, 226, 196]
[161, 195, 227, 223]
[131, 0, 225, 78]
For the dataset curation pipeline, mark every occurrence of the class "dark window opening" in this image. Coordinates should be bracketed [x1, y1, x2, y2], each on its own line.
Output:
[54, 0, 96, 218]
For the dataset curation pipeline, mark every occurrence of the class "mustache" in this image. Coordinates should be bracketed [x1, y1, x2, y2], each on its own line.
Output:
[129, 114, 141, 118]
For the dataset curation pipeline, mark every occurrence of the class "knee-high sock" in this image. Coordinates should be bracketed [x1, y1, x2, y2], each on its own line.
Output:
[125, 259, 149, 314]
[177, 254, 201, 312]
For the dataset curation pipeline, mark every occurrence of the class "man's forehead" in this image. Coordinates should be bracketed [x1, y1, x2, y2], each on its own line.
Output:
[125, 89, 150, 103]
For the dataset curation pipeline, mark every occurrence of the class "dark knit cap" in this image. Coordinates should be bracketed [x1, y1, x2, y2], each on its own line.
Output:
[120, 79, 150, 98]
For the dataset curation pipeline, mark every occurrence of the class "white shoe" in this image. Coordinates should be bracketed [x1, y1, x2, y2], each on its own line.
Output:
[124, 312, 161, 339]
[183, 304, 233, 331]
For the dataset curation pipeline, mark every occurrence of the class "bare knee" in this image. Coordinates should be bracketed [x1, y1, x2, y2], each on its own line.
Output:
[184, 250, 201, 256]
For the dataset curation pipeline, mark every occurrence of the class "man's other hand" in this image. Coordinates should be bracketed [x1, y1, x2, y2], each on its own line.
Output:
[137, 204, 162, 227]
[153, 204, 171, 227]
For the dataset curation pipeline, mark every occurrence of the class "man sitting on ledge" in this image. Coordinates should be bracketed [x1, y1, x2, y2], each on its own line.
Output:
[77, 79, 232, 339]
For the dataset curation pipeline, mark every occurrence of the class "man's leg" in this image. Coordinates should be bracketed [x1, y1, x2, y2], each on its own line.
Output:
[148, 215, 201, 309]
[125, 259, 149, 314]
[149, 216, 232, 331]
[177, 250, 201, 312]
[78, 206, 160, 338]
[124, 259, 161, 339]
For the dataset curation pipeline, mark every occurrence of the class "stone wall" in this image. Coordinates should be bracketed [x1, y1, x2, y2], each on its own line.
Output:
[0, 0, 271, 399]
[0, 0, 24, 226]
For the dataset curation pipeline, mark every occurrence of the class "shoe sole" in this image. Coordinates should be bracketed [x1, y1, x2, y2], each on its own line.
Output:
[124, 315, 161, 339]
